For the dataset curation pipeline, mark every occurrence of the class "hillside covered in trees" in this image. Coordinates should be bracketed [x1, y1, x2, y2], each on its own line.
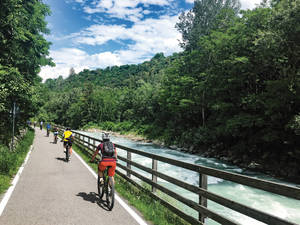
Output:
[39, 0, 300, 181]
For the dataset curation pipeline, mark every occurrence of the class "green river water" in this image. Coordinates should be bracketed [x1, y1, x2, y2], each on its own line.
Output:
[80, 131, 300, 225]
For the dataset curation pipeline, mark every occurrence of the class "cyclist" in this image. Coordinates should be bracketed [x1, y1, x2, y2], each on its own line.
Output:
[91, 133, 117, 185]
[46, 123, 51, 136]
[62, 128, 74, 159]
[53, 127, 59, 143]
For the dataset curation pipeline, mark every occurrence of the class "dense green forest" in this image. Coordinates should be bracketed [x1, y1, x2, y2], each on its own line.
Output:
[39, 0, 300, 180]
[0, 0, 53, 146]
[1, 0, 299, 180]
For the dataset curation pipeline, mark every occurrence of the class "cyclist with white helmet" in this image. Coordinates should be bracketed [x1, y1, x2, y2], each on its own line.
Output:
[91, 133, 117, 184]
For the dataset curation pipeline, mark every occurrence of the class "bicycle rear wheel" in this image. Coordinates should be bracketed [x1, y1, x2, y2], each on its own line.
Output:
[65, 145, 69, 162]
[98, 175, 104, 199]
[106, 177, 115, 210]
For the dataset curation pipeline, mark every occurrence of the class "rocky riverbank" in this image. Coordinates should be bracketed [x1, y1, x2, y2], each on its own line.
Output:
[201, 148, 300, 184]
[86, 128, 154, 143]
[85, 128, 300, 184]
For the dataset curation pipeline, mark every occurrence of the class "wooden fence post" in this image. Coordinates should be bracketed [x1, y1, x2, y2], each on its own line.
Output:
[127, 151, 131, 178]
[152, 159, 157, 193]
[199, 173, 207, 223]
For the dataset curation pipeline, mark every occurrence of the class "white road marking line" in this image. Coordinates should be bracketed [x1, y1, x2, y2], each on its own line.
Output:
[0, 145, 33, 216]
[72, 150, 148, 225]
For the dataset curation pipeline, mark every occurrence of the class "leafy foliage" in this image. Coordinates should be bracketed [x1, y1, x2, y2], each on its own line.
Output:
[0, 129, 34, 194]
[41, 0, 300, 178]
[175, 0, 241, 50]
[0, 0, 52, 146]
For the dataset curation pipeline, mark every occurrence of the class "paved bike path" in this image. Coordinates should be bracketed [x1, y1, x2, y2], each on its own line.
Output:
[0, 128, 146, 225]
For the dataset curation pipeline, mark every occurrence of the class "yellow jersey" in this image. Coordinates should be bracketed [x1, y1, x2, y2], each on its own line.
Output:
[63, 130, 73, 142]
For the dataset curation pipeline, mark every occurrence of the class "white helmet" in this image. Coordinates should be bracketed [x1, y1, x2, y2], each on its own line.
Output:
[102, 133, 110, 141]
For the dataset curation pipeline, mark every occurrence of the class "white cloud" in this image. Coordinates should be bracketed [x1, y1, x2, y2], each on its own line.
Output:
[73, 14, 181, 53]
[138, 0, 170, 5]
[127, 15, 181, 55]
[42, 0, 262, 81]
[184, 0, 262, 9]
[39, 14, 182, 81]
[74, 24, 128, 45]
[143, 10, 151, 15]
[84, 0, 171, 22]
[39, 48, 122, 80]
[240, 0, 262, 10]
[97, 0, 113, 8]
[66, 0, 86, 3]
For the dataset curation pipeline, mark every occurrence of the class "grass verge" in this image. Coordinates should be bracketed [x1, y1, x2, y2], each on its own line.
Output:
[0, 128, 34, 195]
[72, 144, 189, 225]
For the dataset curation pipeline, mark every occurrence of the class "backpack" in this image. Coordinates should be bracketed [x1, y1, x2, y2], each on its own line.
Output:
[102, 141, 114, 157]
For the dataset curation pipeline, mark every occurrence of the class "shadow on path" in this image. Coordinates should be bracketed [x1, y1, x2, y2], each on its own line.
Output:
[56, 157, 68, 162]
[76, 192, 110, 211]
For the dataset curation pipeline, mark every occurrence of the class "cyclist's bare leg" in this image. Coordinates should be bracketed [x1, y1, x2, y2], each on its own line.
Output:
[109, 176, 114, 186]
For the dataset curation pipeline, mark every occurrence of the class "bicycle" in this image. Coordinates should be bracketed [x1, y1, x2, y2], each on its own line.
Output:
[97, 165, 115, 210]
[61, 140, 70, 162]
[53, 132, 58, 144]
[65, 142, 70, 162]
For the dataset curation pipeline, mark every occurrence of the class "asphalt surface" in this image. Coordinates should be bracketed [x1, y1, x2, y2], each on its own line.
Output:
[0, 128, 144, 225]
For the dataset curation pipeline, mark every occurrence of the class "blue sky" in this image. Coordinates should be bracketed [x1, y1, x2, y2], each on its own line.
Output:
[40, 0, 261, 80]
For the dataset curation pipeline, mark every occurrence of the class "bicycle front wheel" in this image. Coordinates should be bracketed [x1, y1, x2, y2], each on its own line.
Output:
[106, 177, 115, 210]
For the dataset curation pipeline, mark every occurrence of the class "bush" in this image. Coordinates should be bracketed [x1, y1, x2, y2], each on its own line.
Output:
[0, 129, 34, 195]
[100, 121, 116, 131]
[118, 121, 134, 132]
[0, 145, 16, 174]
[0, 129, 34, 176]
[82, 121, 98, 130]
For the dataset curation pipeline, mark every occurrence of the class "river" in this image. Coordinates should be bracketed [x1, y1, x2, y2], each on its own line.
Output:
[79, 131, 300, 225]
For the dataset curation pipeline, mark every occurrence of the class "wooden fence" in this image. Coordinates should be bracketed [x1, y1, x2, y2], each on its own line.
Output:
[56, 125, 300, 225]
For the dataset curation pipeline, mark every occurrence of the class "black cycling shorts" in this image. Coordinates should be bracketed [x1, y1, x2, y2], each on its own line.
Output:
[63, 141, 72, 147]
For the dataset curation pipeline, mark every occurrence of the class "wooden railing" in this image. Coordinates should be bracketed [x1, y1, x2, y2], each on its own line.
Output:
[55, 125, 300, 225]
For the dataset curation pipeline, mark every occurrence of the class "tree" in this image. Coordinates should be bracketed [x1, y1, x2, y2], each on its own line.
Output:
[0, 66, 31, 145]
[69, 67, 76, 76]
[176, 0, 241, 50]
[0, 0, 53, 146]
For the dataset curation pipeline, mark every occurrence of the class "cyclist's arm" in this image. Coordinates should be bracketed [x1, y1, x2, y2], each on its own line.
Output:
[91, 146, 100, 162]
[62, 132, 65, 141]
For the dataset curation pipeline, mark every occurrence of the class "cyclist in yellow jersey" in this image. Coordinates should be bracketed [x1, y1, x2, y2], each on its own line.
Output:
[62, 128, 74, 159]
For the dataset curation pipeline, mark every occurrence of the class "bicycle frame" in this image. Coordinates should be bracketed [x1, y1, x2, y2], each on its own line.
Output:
[97, 165, 114, 210]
